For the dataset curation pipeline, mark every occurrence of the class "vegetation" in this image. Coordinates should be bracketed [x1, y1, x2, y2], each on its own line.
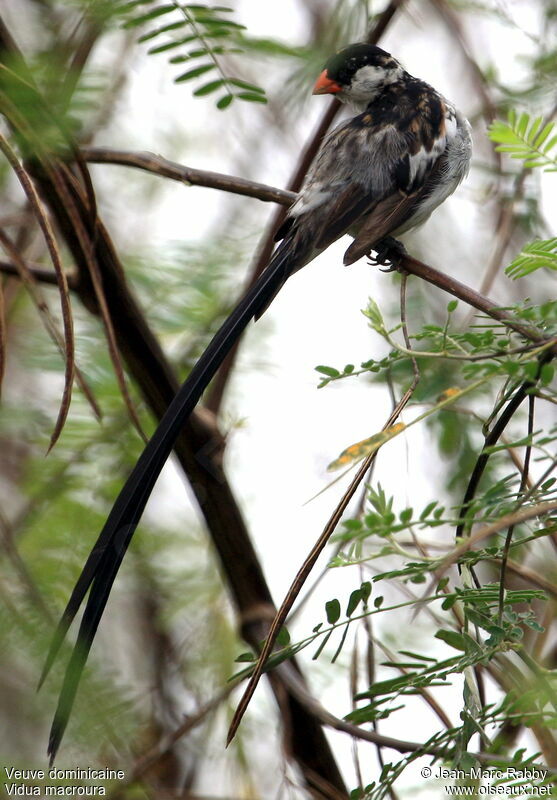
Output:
[0, 1, 556, 798]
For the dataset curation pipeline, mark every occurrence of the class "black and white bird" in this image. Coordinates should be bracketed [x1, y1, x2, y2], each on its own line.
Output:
[42, 43, 472, 760]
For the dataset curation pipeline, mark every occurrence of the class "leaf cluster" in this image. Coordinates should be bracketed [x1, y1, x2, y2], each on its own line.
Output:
[489, 111, 557, 172]
[119, 1, 267, 108]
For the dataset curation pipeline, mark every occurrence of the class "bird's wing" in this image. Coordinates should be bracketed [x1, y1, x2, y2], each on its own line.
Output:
[281, 97, 449, 266]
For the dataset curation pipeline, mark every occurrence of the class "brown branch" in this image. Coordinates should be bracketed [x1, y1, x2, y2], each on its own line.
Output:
[0, 229, 101, 423]
[399, 253, 555, 350]
[432, 500, 557, 585]
[53, 162, 146, 441]
[278, 663, 557, 775]
[81, 147, 296, 206]
[486, 557, 557, 599]
[0, 132, 75, 450]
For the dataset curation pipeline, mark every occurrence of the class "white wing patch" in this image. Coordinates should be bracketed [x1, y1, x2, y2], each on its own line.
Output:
[407, 139, 445, 190]
[289, 183, 332, 216]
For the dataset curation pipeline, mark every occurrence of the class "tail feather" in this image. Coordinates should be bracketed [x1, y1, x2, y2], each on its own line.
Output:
[43, 239, 298, 761]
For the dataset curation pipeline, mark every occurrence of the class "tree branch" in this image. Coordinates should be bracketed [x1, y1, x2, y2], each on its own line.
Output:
[278, 662, 557, 775]
[433, 499, 557, 583]
[81, 146, 296, 206]
[399, 253, 555, 351]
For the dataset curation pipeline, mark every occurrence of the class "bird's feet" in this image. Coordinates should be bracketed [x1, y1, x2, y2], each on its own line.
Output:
[367, 237, 408, 272]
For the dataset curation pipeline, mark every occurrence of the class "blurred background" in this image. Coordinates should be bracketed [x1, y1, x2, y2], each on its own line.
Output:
[0, 0, 556, 797]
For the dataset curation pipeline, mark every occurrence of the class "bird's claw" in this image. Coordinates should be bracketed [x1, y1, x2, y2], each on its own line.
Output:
[367, 237, 408, 272]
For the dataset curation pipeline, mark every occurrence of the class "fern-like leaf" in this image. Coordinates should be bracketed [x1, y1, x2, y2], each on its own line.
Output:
[506, 237, 557, 279]
[488, 110, 557, 171]
[117, 1, 267, 108]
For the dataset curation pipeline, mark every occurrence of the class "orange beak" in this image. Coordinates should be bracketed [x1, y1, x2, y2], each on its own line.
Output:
[312, 69, 342, 95]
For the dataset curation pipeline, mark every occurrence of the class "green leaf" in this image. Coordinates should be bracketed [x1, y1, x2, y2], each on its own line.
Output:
[435, 629, 467, 651]
[236, 92, 267, 104]
[506, 237, 557, 278]
[148, 39, 196, 54]
[174, 63, 216, 82]
[398, 650, 437, 663]
[123, 4, 175, 27]
[541, 364, 555, 385]
[216, 93, 234, 109]
[325, 598, 341, 624]
[315, 365, 340, 378]
[488, 111, 557, 171]
[117, 0, 157, 14]
[276, 626, 291, 646]
[194, 17, 246, 30]
[228, 78, 266, 94]
[235, 651, 256, 662]
[420, 501, 438, 520]
[535, 121, 554, 148]
[331, 624, 351, 663]
[138, 21, 189, 42]
[346, 588, 363, 617]
[193, 79, 226, 96]
[441, 594, 458, 610]
[360, 581, 372, 603]
[313, 630, 333, 660]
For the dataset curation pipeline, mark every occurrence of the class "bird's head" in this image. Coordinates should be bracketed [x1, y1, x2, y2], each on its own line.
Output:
[313, 43, 404, 109]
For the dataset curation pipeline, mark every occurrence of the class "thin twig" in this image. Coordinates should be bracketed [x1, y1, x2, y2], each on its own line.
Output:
[0, 132, 75, 450]
[0, 229, 100, 428]
[276, 662, 557, 774]
[54, 163, 147, 442]
[432, 499, 557, 583]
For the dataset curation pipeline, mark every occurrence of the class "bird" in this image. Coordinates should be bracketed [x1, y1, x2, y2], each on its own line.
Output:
[41, 42, 472, 762]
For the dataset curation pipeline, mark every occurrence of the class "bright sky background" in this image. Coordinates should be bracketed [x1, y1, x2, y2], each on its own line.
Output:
[4, 0, 555, 793]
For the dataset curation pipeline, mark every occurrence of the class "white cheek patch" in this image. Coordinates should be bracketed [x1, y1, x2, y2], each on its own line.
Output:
[355, 64, 386, 86]
[349, 65, 387, 101]
[346, 64, 403, 107]
[353, 64, 402, 89]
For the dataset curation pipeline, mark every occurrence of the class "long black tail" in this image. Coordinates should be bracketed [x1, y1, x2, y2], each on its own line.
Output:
[41, 242, 295, 763]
